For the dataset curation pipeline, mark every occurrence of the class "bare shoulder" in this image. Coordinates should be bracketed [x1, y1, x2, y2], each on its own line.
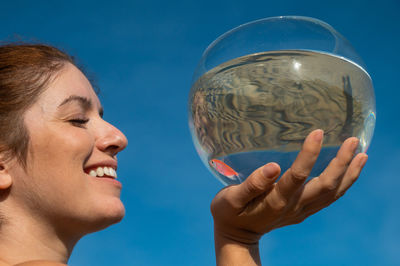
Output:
[14, 261, 67, 266]
[0, 259, 67, 266]
[0, 259, 10, 266]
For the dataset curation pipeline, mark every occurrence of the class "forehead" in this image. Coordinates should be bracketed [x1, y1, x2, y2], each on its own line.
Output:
[37, 63, 100, 110]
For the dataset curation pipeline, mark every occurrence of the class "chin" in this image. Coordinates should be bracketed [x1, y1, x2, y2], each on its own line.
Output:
[85, 198, 126, 233]
[104, 201, 126, 225]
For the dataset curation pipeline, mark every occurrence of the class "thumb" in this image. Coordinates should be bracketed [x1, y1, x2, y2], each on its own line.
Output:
[231, 162, 281, 207]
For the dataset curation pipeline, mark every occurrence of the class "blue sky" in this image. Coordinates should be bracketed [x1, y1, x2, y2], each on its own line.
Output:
[1, 0, 399, 265]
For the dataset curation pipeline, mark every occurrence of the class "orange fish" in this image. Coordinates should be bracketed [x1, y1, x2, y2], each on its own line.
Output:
[209, 159, 240, 180]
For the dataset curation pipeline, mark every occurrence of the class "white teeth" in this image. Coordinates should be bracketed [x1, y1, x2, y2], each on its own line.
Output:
[96, 167, 104, 177]
[110, 168, 117, 178]
[89, 170, 97, 177]
[88, 166, 117, 178]
[104, 167, 111, 176]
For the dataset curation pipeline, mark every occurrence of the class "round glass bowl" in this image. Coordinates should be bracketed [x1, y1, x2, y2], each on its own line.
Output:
[188, 16, 375, 186]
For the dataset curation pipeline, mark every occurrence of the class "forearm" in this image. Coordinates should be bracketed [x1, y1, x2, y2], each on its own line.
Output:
[214, 230, 261, 266]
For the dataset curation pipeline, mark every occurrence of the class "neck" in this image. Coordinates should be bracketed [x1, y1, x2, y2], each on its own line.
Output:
[0, 210, 80, 265]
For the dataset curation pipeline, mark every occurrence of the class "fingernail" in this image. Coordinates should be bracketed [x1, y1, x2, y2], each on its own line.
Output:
[352, 138, 360, 151]
[262, 163, 280, 179]
[313, 129, 324, 143]
[359, 155, 368, 168]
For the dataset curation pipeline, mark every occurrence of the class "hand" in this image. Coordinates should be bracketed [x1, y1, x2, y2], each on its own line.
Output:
[211, 129, 368, 265]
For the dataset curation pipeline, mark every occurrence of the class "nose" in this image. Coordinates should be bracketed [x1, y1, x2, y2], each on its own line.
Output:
[96, 120, 128, 157]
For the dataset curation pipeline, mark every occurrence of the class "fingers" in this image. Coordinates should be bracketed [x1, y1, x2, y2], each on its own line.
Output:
[282, 153, 368, 226]
[298, 137, 359, 205]
[231, 163, 281, 207]
[300, 153, 366, 214]
[275, 129, 323, 202]
[297, 144, 367, 217]
[334, 152, 367, 199]
[319, 137, 359, 189]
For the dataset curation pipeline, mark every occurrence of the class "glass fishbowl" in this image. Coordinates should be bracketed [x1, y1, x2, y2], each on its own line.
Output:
[188, 16, 375, 186]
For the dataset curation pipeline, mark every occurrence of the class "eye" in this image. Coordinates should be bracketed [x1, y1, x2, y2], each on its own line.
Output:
[69, 118, 89, 128]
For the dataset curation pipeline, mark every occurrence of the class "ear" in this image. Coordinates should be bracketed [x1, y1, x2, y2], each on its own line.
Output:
[0, 161, 12, 190]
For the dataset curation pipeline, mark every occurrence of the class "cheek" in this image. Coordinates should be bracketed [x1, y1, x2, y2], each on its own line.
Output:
[21, 127, 95, 209]
[29, 126, 95, 172]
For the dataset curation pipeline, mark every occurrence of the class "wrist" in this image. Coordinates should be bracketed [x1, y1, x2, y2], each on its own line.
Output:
[213, 223, 262, 246]
[214, 226, 261, 266]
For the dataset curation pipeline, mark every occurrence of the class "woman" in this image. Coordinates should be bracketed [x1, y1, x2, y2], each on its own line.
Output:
[0, 44, 367, 265]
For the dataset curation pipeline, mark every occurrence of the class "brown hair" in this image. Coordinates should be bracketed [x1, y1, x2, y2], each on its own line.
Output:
[0, 43, 75, 166]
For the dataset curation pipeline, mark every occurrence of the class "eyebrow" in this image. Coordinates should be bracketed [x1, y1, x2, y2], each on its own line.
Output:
[58, 95, 104, 117]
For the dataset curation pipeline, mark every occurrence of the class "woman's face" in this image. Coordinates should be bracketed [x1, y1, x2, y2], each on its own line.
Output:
[8, 63, 128, 235]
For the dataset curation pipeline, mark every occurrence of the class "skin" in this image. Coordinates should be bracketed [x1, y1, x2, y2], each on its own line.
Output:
[0, 63, 127, 265]
[211, 129, 368, 265]
[0, 62, 367, 265]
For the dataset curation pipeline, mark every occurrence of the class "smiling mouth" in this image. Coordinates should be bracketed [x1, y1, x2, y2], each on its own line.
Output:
[85, 166, 118, 179]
